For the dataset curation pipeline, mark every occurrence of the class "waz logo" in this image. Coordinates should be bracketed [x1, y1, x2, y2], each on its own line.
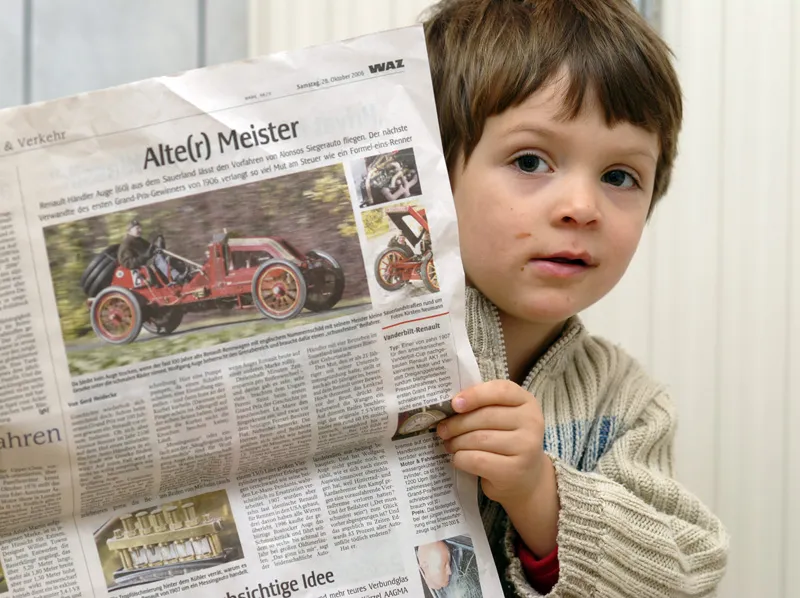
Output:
[368, 59, 405, 74]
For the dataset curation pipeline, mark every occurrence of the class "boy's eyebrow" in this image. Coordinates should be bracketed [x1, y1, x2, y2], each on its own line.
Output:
[501, 123, 562, 139]
[613, 147, 659, 163]
[598, 141, 659, 163]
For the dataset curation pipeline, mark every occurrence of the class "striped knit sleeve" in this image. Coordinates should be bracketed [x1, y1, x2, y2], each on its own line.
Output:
[504, 389, 729, 597]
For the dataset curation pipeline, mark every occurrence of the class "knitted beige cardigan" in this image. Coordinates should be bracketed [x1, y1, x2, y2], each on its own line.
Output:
[465, 287, 729, 597]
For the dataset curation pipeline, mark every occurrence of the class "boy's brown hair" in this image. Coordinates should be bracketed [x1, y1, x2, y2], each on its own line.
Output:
[422, 0, 683, 209]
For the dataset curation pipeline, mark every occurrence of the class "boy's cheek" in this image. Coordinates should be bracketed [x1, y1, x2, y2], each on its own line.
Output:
[459, 229, 522, 281]
[459, 248, 495, 289]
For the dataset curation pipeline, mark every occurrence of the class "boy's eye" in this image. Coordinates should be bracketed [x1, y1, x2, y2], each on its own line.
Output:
[514, 154, 550, 174]
[602, 169, 638, 188]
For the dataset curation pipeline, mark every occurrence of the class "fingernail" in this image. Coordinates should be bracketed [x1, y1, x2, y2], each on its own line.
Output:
[453, 396, 467, 411]
[437, 422, 448, 438]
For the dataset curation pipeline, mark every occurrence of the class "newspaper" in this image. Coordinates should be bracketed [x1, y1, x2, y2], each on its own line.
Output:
[0, 26, 506, 598]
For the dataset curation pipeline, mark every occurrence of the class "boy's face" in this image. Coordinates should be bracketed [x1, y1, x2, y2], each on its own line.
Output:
[451, 76, 659, 326]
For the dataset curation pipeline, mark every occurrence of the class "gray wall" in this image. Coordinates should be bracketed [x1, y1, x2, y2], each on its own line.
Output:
[0, 0, 247, 109]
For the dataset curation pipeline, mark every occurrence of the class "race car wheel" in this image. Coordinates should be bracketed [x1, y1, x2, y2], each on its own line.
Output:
[252, 259, 307, 321]
[421, 253, 439, 293]
[374, 247, 412, 291]
[80, 244, 119, 298]
[143, 307, 183, 335]
[303, 249, 345, 312]
[90, 287, 143, 345]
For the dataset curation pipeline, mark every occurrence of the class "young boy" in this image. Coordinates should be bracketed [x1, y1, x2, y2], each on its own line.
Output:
[421, 0, 729, 596]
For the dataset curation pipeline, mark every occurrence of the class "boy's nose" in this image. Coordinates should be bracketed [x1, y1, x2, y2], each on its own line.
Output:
[552, 178, 602, 227]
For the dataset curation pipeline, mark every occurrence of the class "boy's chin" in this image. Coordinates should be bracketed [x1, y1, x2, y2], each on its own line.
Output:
[498, 293, 596, 326]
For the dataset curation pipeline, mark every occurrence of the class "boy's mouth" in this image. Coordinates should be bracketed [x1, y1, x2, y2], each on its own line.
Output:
[533, 251, 595, 267]
[529, 251, 595, 277]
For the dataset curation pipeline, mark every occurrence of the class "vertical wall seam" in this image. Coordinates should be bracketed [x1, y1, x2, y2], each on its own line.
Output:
[288, 0, 297, 51]
[780, 1, 795, 595]
[713, 0, 726, 516]
[349, 0, 357, 39]
[197, 0, 207, 67]
[22, 0, 32, 104]
[246, 0, 258, 58]
[325, 0, 332, 44]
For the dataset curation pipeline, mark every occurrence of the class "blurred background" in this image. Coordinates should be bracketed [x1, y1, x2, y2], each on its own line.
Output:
[1, 1, 796, 596]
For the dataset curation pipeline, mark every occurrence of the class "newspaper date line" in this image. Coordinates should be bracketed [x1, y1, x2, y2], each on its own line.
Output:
[297, 69, 366, 90]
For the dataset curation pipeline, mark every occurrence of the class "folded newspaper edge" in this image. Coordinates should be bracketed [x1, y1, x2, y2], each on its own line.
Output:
[0, 25, 508, 598]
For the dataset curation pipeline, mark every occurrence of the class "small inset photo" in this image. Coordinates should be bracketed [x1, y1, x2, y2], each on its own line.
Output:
[0, 557, 8, 594]
[393, 399, 454, 441]
[352, 148, 422, 208]
[361, 201, 439, 305]
[93, 489, 243, 592]
[415, 535, 481, 598]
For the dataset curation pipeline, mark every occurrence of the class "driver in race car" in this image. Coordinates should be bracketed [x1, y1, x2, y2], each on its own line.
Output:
[117, 219, 154, 270]
[118, 219, 182, 283]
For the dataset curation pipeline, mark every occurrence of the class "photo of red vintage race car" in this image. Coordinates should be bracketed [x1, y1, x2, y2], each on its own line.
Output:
[80, 232, 344, 345]
[373, 205, 438, 293]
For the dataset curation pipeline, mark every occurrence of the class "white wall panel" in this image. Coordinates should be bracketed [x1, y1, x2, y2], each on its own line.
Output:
[250, 0, 293, 57]
[345, 0, 395, 36]
[648, 0, 723, 510]
[329, 0, 357, 43]
[393, 0, 435, 25]
[248, 0, 434, 55]
[716, 0, 791, 595]
[0, 0, 25, 108]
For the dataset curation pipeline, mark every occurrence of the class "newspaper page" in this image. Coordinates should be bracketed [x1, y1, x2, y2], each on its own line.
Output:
[0, 25, 505, 598]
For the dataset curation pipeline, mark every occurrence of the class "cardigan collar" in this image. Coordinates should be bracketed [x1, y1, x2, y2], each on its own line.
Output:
[464, 285, 586, 388]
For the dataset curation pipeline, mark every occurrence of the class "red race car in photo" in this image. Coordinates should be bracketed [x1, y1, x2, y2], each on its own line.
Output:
[80, 232, 344, 344]
[373, 205, 438, 294]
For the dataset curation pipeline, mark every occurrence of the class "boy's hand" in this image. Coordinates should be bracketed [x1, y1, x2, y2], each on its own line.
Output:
[437, 380, 560, 557]
[436, 380, 547, 504]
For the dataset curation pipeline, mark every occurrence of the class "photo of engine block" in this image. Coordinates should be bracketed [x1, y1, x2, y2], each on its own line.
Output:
[102, 499, 237, 590]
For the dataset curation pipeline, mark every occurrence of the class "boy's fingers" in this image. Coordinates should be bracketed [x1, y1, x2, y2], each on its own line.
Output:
[450, 449, 508, 479]
[444, 429, 519, 456]
[452, 380, 530, 413]
[437, 406, 517, 440]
